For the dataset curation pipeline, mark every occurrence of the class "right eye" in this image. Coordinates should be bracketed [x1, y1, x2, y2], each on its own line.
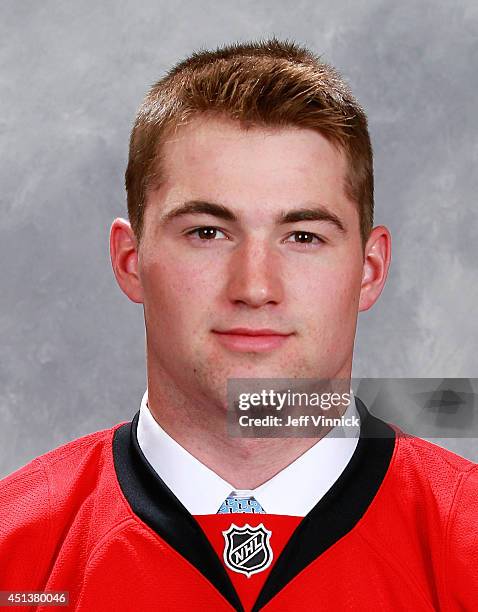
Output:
[185, 226, 229, 240]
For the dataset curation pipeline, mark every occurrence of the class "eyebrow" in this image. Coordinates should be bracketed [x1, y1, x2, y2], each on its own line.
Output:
[160, 199, 346, 232]
[277, 207, 345, 232]
[161, 200, 237, 224]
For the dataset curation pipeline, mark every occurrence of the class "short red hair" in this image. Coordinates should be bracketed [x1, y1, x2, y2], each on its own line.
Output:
[126, 38, 373, 245]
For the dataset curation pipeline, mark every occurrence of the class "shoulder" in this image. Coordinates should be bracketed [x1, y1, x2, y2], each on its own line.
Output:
[0, 422, 130, 587]
[395, 432, 476, 474]
[0, 423, 125, 501]
[397, 438, 478, 605]
[384, 432, 478, 552]
[361, 428, 478, 606]
[390, 432, 476, 498]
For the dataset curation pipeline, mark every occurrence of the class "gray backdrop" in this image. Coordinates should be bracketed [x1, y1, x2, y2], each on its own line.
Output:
[1, 0, 477, 478]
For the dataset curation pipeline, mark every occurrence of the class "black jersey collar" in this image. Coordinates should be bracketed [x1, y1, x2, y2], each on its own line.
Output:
[113, 397, 396, 612]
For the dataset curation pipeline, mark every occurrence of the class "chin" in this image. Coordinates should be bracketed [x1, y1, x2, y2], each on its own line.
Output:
[222, 365, 300, 383]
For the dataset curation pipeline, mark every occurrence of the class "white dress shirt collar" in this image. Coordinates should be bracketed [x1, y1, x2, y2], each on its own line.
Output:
[136, 390, 360, 516]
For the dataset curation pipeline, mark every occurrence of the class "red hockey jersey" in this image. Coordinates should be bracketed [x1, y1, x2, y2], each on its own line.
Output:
[0, 398, 477, 611]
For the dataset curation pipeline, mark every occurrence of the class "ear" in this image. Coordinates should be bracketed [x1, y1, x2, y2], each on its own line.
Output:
[109, 218, 144, 304]
[358, 225, 391, 312]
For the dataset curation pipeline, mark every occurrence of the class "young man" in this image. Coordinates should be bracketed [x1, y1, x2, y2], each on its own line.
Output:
[1, 39, 476, 611]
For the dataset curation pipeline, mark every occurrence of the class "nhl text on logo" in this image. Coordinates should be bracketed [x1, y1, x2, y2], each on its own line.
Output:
[222, 523, 273, 578]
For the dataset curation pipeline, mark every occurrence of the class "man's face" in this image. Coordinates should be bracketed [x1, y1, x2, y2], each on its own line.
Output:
[138, 115, 365, 406]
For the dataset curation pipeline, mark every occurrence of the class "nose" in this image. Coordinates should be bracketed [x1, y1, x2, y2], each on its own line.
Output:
[225, 238, 284, 308]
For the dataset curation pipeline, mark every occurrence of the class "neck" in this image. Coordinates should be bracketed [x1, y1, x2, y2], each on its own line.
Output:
[145, 365, 352, 490]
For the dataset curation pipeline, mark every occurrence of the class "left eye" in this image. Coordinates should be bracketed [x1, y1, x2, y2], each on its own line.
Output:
[187, 227, 228, 240]
[285, 231, 321, 244]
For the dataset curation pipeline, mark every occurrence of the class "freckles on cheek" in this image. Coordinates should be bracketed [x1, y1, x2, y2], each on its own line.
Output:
[169, 260, 222, 302]
[294, 267, 358, 316]
[143, 247, 226, 305]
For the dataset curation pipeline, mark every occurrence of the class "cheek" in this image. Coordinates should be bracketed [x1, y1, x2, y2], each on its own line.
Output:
[288, 262, 362, 321]
[142, 256, 222, 319]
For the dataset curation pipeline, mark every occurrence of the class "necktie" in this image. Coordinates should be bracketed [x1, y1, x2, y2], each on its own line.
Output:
[217, 492, 266, 514]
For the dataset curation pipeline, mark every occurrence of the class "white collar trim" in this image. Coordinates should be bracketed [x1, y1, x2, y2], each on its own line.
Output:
[137, 390, 360, 516]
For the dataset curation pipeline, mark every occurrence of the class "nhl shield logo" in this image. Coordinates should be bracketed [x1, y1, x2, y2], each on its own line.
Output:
[222, 523, 273, 577]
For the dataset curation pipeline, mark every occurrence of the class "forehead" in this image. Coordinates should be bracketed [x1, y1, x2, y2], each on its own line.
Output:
[151, 115, 353, 223]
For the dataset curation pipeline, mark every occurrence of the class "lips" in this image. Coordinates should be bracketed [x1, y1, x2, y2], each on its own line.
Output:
[212, 328, 293, 352]
[217, 328, 290, 336]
